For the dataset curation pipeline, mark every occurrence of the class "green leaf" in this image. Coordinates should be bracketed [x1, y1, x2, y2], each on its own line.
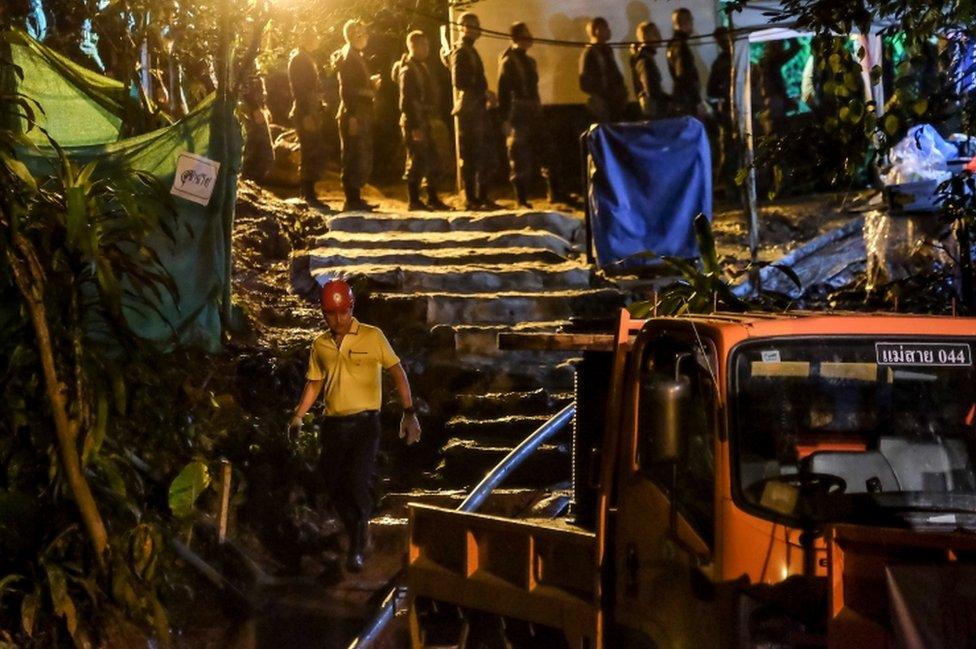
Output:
[21, 587, 39, 637]
[912, 98, 929, 116]
[2, 156, 37, 192]
[82, 392, 109, 466]
[884, 113, 900, 136]
[168, 460, 211, 518]
[0, 574, 24, 599]
[44, 563, 78, 637]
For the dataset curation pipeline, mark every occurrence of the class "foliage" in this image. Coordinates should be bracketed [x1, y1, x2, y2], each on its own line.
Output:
[627, 214, 799, 317]
[0, 30, 231, 645]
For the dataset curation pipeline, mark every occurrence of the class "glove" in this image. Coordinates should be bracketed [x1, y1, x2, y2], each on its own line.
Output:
[287, 415, 303, 440]
[399, 412, 421, 445]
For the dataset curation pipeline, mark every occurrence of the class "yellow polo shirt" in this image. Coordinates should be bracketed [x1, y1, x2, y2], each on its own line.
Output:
[305, 318, 401, 416]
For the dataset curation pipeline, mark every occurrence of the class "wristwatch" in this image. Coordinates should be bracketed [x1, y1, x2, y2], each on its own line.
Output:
[403, 406, 416, 415]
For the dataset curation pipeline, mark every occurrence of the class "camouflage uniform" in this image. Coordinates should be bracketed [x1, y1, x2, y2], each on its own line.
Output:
[631, 44, 670, 119]
[394, 53, 442, 204]
[449, 36, 491, 205]
[666, 29, 702, 117]
[579, 43, 627, 123]
[336, 43, 375, 203]
[288, 48, 327, 200]
[498, 46, 545, 205]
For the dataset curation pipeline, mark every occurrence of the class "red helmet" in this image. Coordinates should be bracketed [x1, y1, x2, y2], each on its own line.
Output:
[320, 279, 354, 313]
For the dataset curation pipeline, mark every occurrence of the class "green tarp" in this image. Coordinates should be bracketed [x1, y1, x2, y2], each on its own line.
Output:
[4, 30, 240, 351]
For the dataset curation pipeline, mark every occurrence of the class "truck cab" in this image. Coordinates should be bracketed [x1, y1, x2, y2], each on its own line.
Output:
[408, 312, 976, 648]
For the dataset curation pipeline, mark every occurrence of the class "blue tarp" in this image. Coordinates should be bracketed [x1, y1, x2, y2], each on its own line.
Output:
[586, 117, 712, 268]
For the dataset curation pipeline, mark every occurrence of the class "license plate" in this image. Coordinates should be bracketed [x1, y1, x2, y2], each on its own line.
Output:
[875, 342, 972, 367]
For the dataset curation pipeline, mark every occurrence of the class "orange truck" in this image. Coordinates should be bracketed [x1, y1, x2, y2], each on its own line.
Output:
[405, 311, 976, 648]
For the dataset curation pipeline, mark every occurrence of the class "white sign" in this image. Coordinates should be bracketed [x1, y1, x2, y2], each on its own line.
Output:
[171, 152, 220, 206]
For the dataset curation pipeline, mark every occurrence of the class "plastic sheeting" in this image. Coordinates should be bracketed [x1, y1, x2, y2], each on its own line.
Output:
[4, 30, 239, 351]
[586, 117, 712, 268]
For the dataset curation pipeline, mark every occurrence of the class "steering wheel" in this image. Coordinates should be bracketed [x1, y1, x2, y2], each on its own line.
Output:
[746, 472, 847, 503]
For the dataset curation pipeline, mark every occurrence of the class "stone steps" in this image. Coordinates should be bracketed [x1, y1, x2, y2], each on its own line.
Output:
[454, 389, 573, 419]
[432, 437, 572, 489]
[444, 414, 552, 440]
[326, 211, 583, 243]
[357, 289, 625, 326]
[380, 488, 549, 519]
[307, 261, 593, 293]
[314, 229, 577, 256]
[309, 246, 569, 267]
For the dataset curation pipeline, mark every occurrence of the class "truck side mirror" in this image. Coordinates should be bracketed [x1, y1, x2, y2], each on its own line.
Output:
[640, 368, 691, 464]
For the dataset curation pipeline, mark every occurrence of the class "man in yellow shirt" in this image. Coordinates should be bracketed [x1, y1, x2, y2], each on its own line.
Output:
[289, 279, 421, 572]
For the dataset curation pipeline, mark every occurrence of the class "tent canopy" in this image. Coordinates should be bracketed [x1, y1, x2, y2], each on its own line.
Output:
[3, 30, 239, 351]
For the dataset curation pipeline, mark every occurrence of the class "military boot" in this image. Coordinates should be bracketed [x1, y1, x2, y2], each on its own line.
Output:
[426, 187, 451, 211]
[514, 181, 533, 209]
[407, 181, 428, 211]
[346, 520, 366, 573]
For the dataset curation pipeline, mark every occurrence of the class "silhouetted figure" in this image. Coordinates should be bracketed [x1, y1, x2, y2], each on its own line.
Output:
[336, 19, 381, 211]
[758, 39, 797, 136]
[707, 26, 736, 199]
[289, 28, 329, 209]
[499, 22, 545, 208]
[242, 75, 274, 183]
[579, 16, 627, 123]
[394, 31, 450, 211]
[448, 12, 499, 210]
[667, 8, 702, 117]
[631, 21, 670, 119]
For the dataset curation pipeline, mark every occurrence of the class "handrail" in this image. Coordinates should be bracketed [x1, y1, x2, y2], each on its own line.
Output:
[347, 403, 576, 649]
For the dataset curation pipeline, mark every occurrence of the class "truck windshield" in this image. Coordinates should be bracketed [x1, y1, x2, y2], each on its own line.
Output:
[732, 338, 976, 529]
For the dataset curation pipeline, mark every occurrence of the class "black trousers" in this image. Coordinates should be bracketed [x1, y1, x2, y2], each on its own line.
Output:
[319, 411, 381, 537]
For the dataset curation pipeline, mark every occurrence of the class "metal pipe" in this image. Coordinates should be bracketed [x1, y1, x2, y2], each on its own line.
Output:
[347, 403, 576, 649]
[458, 404, 575, 512]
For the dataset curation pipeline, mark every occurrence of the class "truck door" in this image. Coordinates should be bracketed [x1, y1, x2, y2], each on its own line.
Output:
[610, 335, 730, 649]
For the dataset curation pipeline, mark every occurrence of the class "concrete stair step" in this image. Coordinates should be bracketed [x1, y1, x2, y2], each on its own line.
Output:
[444, 414, 552, 439]
[429, 321, 566, 355]
[314, 229, 578, 257]
[326, 211, 583, 243]
[453, 389, 573, 418]
[432, 437, 572, 489]
[307, 262, 593, 293]
[357, 289, 626, 326]
[423, 359, 576, 394]
[308, 246, 569, 268]
[380, 488, 549, 519]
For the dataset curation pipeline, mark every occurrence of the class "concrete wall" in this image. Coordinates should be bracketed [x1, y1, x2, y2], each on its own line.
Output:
[449, 0, 722, 105]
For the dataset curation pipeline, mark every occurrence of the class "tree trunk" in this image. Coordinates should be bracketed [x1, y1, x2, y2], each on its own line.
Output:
[5, 236, 109, 568]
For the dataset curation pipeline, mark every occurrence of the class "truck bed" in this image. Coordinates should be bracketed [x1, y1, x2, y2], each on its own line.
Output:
[407, 503, 601, 647]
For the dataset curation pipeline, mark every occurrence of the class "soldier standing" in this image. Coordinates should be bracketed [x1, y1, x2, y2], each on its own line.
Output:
[667, 8, 703, 117]
[631, 21, 670, 119]
[579, 17, 627, 123]
[289, 28, 329, 209]
[449, 12, 500, 210]
[707, 26, 736, 199]
[498, 22, 545, 208]
[394, 31, 450, 211]
[336, 19, 381, 212]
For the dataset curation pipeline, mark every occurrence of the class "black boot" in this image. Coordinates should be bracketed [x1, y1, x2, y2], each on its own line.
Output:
[342, 187, 373, 212]
[546, 177, 577, 207]
[478, 185, 501, 211]
[302, 181, 327, 209]
[346, 521, 366, 573]
[463, 172, 480, 210]
[407, 181, 428, 211]
[426, 187, 451, 211]
[514, 182, 532, 209]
